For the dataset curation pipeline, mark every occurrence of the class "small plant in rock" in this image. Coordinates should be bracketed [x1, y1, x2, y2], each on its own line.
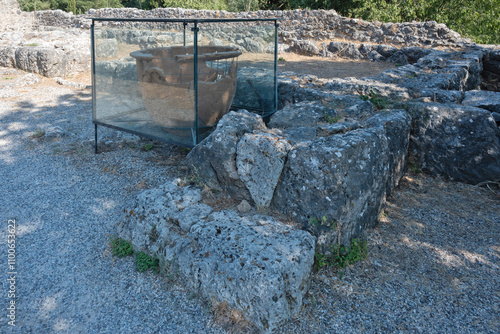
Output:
[142, 143, 154, 151]
[135, 251, 160, 273]
[110, 237, 134, 258]
[180, 172, 204, 188]
[309, 216, 338, 228]
[323, 112, 342, 124]
[26, 43, 38, 47]
[278, 56, 286, 62]
[3, 77, 13, 80]
[313, 238, 368, 271]
[331, 238, 368, 269]
[360, 89, 389, 110]
[314, 252, 328, 270]
[408, 161, 423, 174]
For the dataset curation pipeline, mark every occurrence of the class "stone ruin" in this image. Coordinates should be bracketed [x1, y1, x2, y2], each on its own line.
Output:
[1, 3, 500, 333]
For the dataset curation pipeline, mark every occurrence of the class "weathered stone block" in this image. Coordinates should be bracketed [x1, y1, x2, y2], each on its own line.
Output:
[328, 41, 349, 54]
[407, 102, 500, 184]
[0, 46, 16, 67]
[289, 39, 320, 56]
[365, 110, 412, 195]
[118, 180, 316, 334]
[463, 90, 500, 113]
[236, 132, 292, 208]
[186, 110, 267, 196]
[271, 110, 411, 252]
[268, 101, 323, 129]
[15, 47, 67, 77]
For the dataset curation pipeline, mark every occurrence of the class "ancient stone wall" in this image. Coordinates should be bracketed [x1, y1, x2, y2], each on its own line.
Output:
[0, 0, 34, 32]
[32, 7, 471, 48]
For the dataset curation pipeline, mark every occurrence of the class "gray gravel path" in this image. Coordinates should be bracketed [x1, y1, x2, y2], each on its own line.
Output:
[1, 66, 499, 334]
[0, 68, 224, 333]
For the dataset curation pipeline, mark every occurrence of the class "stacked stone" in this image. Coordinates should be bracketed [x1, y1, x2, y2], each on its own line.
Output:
[31, 7, 472, 48]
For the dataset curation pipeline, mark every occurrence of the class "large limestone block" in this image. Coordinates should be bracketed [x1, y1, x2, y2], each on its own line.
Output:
[186, 110, 267, 196]
[407, 102, 500, 183]
[271, 110, 411, 251]
[463, 90, 500, 113]
[15, 47, 67, 77]
[0, 46, 16, 67]
[268, 100, 323, 128]
[236, 132, 292, 208]
[272, 128, 389, 251]
[119, 180, 316, 334]
[365, 110, 412, 196]
[180, 211, 315, 333]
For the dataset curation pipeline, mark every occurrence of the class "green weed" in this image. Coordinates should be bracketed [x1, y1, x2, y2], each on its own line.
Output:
[110, 237, 134, 258]
[135, 251, 160, 273]
[360, 89, 389, 110]
[309, 216, 338, 228]
[331, 238, 368, 268]
[408, 161, 423, 174]
[278, 56, 286, 62]
[313, 238, 368, 271]
[323, 113, 342, 124]
[142, 143, 154, 151]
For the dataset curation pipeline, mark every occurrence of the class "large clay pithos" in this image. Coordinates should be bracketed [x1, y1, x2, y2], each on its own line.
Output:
[130, 46, 241, 128]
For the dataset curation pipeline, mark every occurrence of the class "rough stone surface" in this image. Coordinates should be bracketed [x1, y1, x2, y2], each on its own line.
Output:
[0, 28, 90, 76]
[463, 90, 500, 113]
[406, 102, 500, 183]
[492, 112, 500, 123]
[271, 110, 411, 252]
[268, 101, 324, 128]
[367, 50, 385, 61]
[186, 110, 267, 197]
[289, 39, 320, 56]
[15, 47, 67, 77]
[327, 41, 349, 54]
[32, 8, 472, 48]
[237, 199, 251, 213]
[368, 50, 483, 97]
[387, 51, 409, 65]
[118, 180, 316, 334]
[365, 111, 412, 195]
[0, 46, 16, 67]
[236, 132, 292, 208]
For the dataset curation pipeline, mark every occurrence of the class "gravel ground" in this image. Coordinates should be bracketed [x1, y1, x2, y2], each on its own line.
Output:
[1, 66, 499, 333]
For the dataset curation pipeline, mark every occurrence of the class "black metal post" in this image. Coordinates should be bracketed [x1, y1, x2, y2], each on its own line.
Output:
[91, 20, 98, 154]
[183, 21, 187, 46]
[94, 124, 98, 154]
[192, 22, 199, 145]
[274, 21, 279, 114]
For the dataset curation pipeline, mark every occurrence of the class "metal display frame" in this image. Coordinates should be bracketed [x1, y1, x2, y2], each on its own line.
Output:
[91, 17, 279, 153]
